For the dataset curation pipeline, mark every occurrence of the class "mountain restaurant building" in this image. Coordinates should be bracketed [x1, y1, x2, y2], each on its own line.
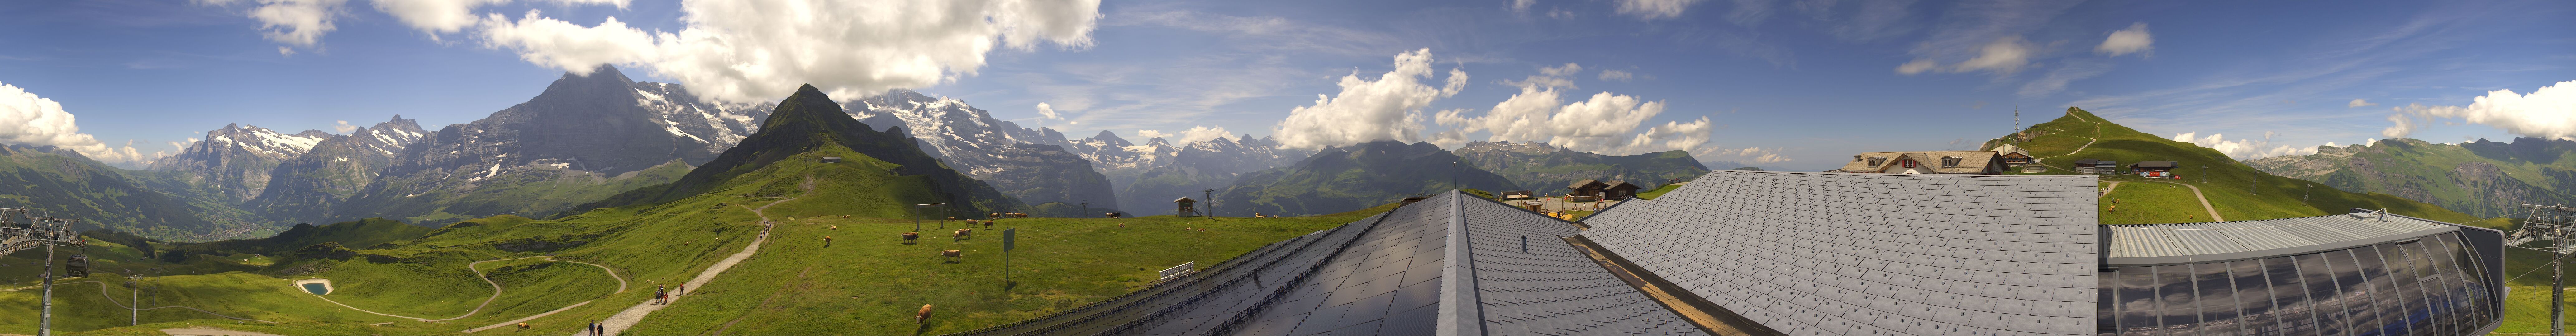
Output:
[954, 170, 2503, 336]
[1996, 143, 2036, 166]
[1838, 151, 2008, 174]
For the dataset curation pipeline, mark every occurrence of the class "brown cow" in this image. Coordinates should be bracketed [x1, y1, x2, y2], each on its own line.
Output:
[917, 304, 935, 324]
[954, 228, 972, 240]
[981, 220, 994, 227]
[988, 212, 1001, 218]
[940, 250, 962, 262]
[947, 216, 957, 220]
[902, 232, 920, 242]
[1018, 213, 1030, 218]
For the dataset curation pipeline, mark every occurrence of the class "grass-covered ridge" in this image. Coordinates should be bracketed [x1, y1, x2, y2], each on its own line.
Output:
[1994, 107, 2493, 226]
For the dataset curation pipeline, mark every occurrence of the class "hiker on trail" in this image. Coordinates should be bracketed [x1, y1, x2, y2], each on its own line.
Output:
[656, 289, 668, 304]
[676, 284, 685, 296]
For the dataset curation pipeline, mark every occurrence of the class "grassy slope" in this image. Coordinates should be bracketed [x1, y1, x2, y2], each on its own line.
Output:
[354, 160, 696, 226]
[2006, 108, 2493, 226]
[1634, 183, 1682, 199]
[2097, 181, 2207, 224]
[623, 206, 1396, 335]
[2010, 108, 2573, 332]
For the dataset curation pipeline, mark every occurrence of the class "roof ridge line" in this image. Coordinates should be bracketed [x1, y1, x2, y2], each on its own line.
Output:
[1436, 191, 1485, 336]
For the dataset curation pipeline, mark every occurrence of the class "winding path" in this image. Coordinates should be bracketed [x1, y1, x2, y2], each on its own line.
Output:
[4, 280, 279, 324]
[589, 195, 792, 336]
[2040, 114, 2226, 223]
[462, 257, 628, 333]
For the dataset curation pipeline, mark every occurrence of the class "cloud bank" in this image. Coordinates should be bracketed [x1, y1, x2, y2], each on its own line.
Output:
[1432, 63, 1745, 161]
[2381, 80, 2576, 140]
[2172, 131, 2319, 160]
[0, 82, 153, 165]
[1135, 126, 1232, 144]
[1615, 0, 1705, 20]
[1273, 48, 1468, 150]
[480, 0, 1102, 105]
[210, 0, 1102, 105]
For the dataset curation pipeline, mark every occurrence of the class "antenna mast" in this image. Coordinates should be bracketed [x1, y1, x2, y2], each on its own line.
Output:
[2013, 103, 2021, 143]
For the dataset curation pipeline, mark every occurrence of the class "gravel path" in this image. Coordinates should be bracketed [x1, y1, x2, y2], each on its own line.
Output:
[589, 196, 790, 336]
[463, 257, 627, 333]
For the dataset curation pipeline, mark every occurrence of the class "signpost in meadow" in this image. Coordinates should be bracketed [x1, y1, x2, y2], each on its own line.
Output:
[1002, 228, 1016, 285]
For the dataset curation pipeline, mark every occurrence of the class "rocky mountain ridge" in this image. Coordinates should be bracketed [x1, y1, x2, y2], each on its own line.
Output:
[2248, 137, 2576, 217]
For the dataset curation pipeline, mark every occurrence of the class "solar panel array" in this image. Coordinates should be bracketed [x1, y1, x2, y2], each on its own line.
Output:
[945, 191, 1691, 336]
[1581, 170, 2102, 336]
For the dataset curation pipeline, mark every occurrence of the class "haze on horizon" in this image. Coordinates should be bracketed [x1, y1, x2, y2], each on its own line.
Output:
[0, 0, 2568, 171]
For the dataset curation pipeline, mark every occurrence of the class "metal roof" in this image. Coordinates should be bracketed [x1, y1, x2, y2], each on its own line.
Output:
[1580, 170, 2102, 336]
[2102, 211, 2458, 266]
[945, 191, 1699, 336]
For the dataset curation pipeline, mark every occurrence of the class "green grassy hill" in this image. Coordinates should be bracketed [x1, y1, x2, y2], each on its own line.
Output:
[1998, 107, 2576, 333]
[1990, 107, 2495, 226]
[0, 84, 1396, 335]
[0, 145, 264, 240]
[2248, 137, 2576, 218]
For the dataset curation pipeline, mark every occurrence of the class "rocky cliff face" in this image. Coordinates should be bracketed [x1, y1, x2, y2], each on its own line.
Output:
[327, 65, 763, 225]
[586, 84, 1023, 215]
[150, 124, 331, 201]
[845, 89, 1119, 212]
[246, 116, 427, 224]
[1453, 141, 1710, 194]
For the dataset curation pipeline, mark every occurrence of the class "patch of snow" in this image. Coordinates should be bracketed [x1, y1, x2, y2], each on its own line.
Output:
[335, 157, 348, 161]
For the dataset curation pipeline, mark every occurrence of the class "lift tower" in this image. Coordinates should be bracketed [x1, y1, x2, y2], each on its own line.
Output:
[2507, 204, 2576, 336]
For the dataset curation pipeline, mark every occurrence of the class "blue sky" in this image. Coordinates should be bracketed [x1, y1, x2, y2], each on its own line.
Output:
[0, 0, 2569, 170]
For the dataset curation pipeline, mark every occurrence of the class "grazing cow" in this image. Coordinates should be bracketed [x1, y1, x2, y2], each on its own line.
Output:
[823, 236, 833, 245]
[954, 228, 973, 240]
[981, 220, 994, 227]
[917, 304, 935, 324]
[940, 250, 962, 262]
[1018, 213, 1030, 218]
[1118, 224, 1126, 228]
[515, 322, 529, 331]
[947, 217, 957, 220]
[989, 212, 1001, 219]
[902, 232, 920, 242]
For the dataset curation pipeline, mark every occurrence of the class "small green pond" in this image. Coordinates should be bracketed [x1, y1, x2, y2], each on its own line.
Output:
[300, 283, 329, 295]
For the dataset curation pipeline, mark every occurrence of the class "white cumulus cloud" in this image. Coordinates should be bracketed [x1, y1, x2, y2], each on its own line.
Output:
[2348, 99, 2378, 108]
[0, 82, 152, 165]
[1035, 102, 1061, 119]
[331, 120, 358, 133]
[197, 0, 351, 54]
[2381, 80, 2576, 140]
[1274, 48, 1468, 150]
[1615, 0, 1705, 20]
[2172, 131, 2319, 160]
[2095, 22, 2152, 57]
[474, 0, 1099, 105]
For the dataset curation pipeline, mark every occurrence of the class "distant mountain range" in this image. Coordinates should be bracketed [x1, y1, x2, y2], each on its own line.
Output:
[2249, 137, 2576, 217]
[1212, 141, 1516, 217]
[1454, 141, 1709, 194]
[10, 65, 1739, 240]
